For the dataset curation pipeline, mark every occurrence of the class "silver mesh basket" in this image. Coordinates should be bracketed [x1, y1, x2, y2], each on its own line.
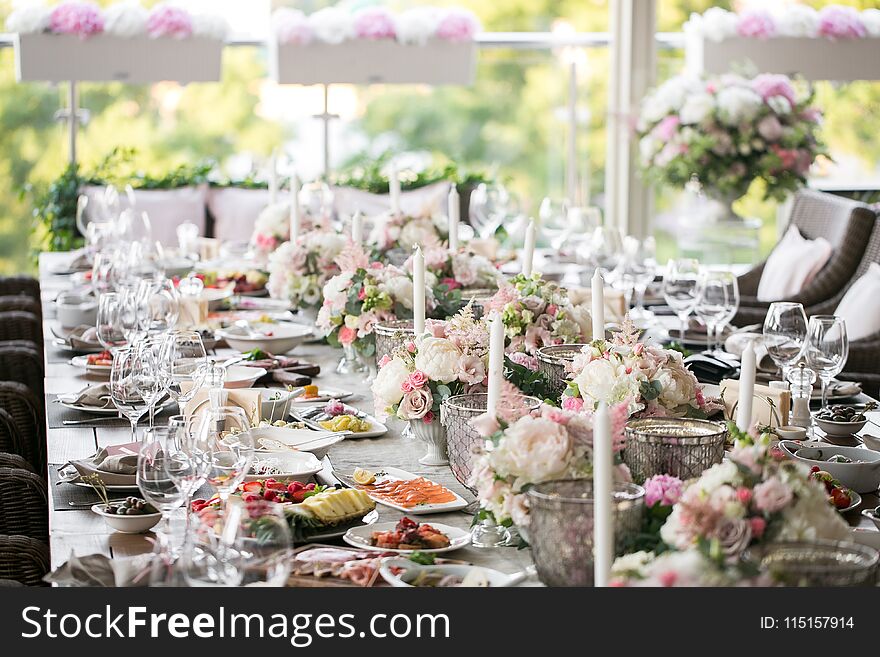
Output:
[536, 344, 589, 397]
[623, 418, 728, 483]
[374, 319, 414, 364]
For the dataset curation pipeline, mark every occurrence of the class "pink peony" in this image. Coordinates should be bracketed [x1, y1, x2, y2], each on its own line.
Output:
[643, 474, 683, 507]
[338, 325, 357, 345]
[441, 277, 461, 290]
[49, 1, 104, 38]
[353, 7, 396, 40]
[751, 73, 797, 106]
[435, 8, 480, 42]
[752, 476, 793, 513]
[561, 396, 584, 412]
[408, 371, 429, 389]
[275, 8, 313, 45]
[737, 9, 776, 39]
[147, 4, 193, 39]
[654, 115, 680, 141]
[818, 5, 866, 40]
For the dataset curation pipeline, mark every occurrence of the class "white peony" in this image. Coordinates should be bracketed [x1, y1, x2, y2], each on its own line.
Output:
[693, 460, 738, 494]
[774, 5, 819, 38]
[863, 9, 880, 38]
[321, 272, 353, 311]
[414, 336, 462, 384]
[252, 202, 291, 241]
[716, 86, 762, 125]
[641, 75, 698, 123]
[572, 358, 641, 409]
[655, 361, 698, 410]
[6, 1, 51, 34]
[690, 7, 738, 43]
[490, 416, 573, 483]
[371, 356, 411, 407]
[191, 13, 230, 41]
[308, 7, 353, 44]
[379, 274, 413, 309]
[398, 217, 438, 250]
[396, 6, 439, 45]
[103, 1, 147, 37]
[679, 93, 714, 125]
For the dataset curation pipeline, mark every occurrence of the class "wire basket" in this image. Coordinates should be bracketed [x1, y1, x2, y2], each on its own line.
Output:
[526, 479, 645, 587]
[623, 418, 728, 483]
[745, 541, 879, 587]
[374, 319, 414, 364]
[440, 392, 541, 492]
[536, 344, 589, 397]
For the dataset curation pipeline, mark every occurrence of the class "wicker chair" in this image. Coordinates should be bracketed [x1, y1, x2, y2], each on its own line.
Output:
[0, 310, 42, 345]
[0, 535, 50, 586]
[0, 276, 40, 300]
[734, 190, 875, 325]
[0, 464, 48, 542]
[0, 295, 41, 317]
[0, 382, 44, 474]
[0, 344, 44, 399]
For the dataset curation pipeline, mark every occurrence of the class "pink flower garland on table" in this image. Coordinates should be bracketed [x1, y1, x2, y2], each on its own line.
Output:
[274, 8, 313, 45]
[353, 7, 397, 40]
[818, 5, 867, 40]
[49, 1, 104, 39]
[736, 9, 776, 39]
[435, 8, 481, 42]
[147, 4, 193, 40]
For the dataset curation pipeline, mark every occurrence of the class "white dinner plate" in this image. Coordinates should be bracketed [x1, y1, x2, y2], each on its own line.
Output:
[353, 466, 469, 515]
[58, 401, 119, 416]
[343, 521, 470, 554]
[301, 411, 388, 439]
[290, 387, 354, 403]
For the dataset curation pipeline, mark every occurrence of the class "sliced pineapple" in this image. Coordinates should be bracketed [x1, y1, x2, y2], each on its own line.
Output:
[298, 488, 375, 525]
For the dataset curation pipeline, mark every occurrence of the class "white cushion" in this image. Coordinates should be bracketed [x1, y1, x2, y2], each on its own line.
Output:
[207, 187, 279, 243]
[757, 225, 833, 302]
[834, 262, 880, 341]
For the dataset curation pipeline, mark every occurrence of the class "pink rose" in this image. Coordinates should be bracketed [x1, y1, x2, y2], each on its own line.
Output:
[736, 487, 753, 505]
[398, 387, 433, 421]
[643, 474, 683, 507]
[147, 4, 193, 39]
[423, 411, 435, 424]
[458, 354, 485, 385]
[749, 516, 766, 539]
[545, 304, 558, 316]
[49, 1, 104, 38]
[471, 412, 500, 437]
[338, 325, 357, 345]
[818, 5, 866, 40]
[752, 476, 793, 513]
[737, 10, 776, 39]
[714, 518, 753, 559]
[435, 8, 480, 42]
[751, 73, 797, 106]
[408, 371, 429, 389]
[401, 379, 414, 394]
[406, 341, 417, 353]
[562, 396, 584, 412]
[353, 7, 396, 40]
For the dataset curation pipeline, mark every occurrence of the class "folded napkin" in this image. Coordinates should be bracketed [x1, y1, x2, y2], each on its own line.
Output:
[719, 379, 791, 427]
[567, 286, 627, 323]
[57, 383, 114, 409]
[52, 324, 101, 349]
[45, 552, 153, 587]
[825, 380, 861, 397]
[183, 385, 262, 424]
[724, 332, 777, 372]
[66, 445, 138, 486]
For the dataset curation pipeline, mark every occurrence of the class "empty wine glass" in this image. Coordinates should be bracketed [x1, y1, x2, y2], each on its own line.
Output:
[716, 272, 740, 350]
[91, 251, 115, 296]
[615, 236, 655, 323]
[117, 283, 147, 344]
[538, 197, 570, 250]
[469, 182, 512, 240]
[630, 236, 657, 324]
[110, 346, 149, 443]
[194, 406, 254, 505]
[583, 223, 623, 282]
[96, 292, 129, 353]
[695, 270, 736, 353]
[762, 302, 808, 381]
[159, 330, 208, 415]
[662, 258, 702, 342]
[135, 338, 164, 429]
[163, 415, 211, 536]
[140, 278, 180, 336]
[804, 315, 849, 410]
[138, 427, 187, 556]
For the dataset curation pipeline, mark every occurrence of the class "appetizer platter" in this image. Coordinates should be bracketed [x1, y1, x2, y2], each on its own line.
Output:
[70, 351, 113, 373]
[245, 451, 323, 483]
[343, 517, 470, 554]
[349, 466, 468, 515]
[294, 400, 388, 439]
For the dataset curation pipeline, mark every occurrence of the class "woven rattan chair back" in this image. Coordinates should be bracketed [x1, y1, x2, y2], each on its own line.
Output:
[0, 310, 42, 344]
[0, 382, 44, 472]
[0, 344, 44, 399]
[0, 465, 48, 541]
[0, 535, 50, 586]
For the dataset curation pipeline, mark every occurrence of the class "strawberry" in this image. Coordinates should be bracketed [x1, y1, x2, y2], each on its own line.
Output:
[242, 481, 263, 494]
[287, 481, 305, 494]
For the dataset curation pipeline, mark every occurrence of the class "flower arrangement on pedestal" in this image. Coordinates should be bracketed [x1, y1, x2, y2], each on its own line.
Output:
[317, 245, 432, 357]
[637, 71, 825, 207]
[266, 232, 348, 313]
[611, 427, 851, 586]
[562, 320, 720, 419]
[469, 400, 631, 528]
[686, 6, 880, 42]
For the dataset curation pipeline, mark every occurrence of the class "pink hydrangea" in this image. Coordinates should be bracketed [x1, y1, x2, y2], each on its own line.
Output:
[435, 8, 480, 42]
[751, 73, 797, 106]
[643, 474, 683, 507]
[818, 5, 866, 40]
[736, 9, 776, 39]
[353, 7, 396, 40]
[752, 476, 793, 513]
[49, 1, 104, 38]
[147, 4, 193, 39]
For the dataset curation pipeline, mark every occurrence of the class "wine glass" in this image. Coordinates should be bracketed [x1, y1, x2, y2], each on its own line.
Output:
[804, 315, 849, 410]
[110, 346, 149, 443]
[135, 338, 164, 429]
[159, 330, 208, 415]
[138, 427, 186, 557]
[538, 197, 570, 250]
[615, 236, 655, 323]
[695, 270, 734, 353]
[662, 258, 702, 342]
[163, 415, 211, 536]
[194, 406, 254, 505]
[96, 292, 129, 353]
[117, 283, 147, 344]
[91, 251, 115, 296]
[584, 224, 623, 282]
[716, 272, 740, 351]
[762, 302, 808, 381]
[140, 278, 180, 336]
[629, 236, 657, 324]
[469, 182, 512, 240]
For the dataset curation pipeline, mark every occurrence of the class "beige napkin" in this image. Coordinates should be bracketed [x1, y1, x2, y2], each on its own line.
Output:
[68, 446, 138, 486]
[725, 333, 777, 373]
[177, 296, 209, 328]
[52, 324, 101, 350]
[57, 383, 114, 408]
[183, 385, 262, 424]
[567, 286, 627, 323]
[44, 552, 152, 587]
[719, 379, 790, 428]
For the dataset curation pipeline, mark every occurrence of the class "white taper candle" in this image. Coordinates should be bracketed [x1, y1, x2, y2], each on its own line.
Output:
[448, 186, 460, 254]
[521, 220, 537, 277]
[736, 339, 757, 429]
[487, 311, 505, 418]
[289, 173, 301, 243]
[591, 269, 604, 340]
[592, 401, 613, 588]
[351, 212, 363, 244]
[412, 246, 425, 337]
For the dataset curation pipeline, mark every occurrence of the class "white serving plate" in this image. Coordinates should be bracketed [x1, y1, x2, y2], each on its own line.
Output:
[355, 466, 469, 515]
[245, 451, 322, 483]
[224, 365, 267, 389]
[251, 426, 345, 460]
[837, 491, 862, 514]
[217, 322, 313, 355]
[378, 557, 535, 588]
[343, 521, 470, 554]
[290, 387, 354, 404]
[303, 411, 388, 439]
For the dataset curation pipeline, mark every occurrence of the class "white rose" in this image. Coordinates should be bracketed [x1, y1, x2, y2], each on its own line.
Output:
[371, 356, 411, 407]
[414, 336, 462, 384]
[863, 9, 880, 38]
[679, 93, 714, 125]
[308, 7, 353, 44]
[104, 1, 148, 37]
[6, 2, 51, 34]
[490, 416, 573, 483]
[775, 5, 819, 38]
[192, 13, 230, 41]
[641, 75, 699, 123]
[380, 274, 413, 309]
[398, 218, 438, 250]
[716, 86, 763, 126]
[691, 7, 738, 43]
[396, 6, 438, 45]
[252, 202, 291, 240]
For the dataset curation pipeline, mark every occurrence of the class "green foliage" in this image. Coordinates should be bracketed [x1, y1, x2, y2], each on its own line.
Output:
[332, 157, 489, 194]
[504, 355, 555, 401]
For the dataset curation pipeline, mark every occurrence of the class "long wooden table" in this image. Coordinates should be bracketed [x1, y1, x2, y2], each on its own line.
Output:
[37, 252, 879, 580]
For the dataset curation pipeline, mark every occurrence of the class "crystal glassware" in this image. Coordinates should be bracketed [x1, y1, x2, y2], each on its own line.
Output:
[762, 302, 808, 381]
[109, 346, 148, 443]
[134, 338, 164, 429]
[195, 406, 255, 505]
[159, 330, 208, 416]
[138, 427, 187, 557]
[96, 292, 129, 353]
[695, 270, 734, 353]
[804, 315, 849, 410]
[662, 258, 702, 342]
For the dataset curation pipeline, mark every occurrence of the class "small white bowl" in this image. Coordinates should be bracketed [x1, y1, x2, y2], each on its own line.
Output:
[218, 323, 313, 355]
[775, 425, 807, 441]
[245, 450, 322, 483]
[223, 365, 267, 389]
[260, 389, 295, 422]
[91, 504, 161, 534]
[815, 416, 868, 438]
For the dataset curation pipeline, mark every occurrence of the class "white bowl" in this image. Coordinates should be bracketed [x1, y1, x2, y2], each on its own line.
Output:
[251, 425, 345, 460]
[245, 451, 322, 483]
[56, 292, 98, 328]
[780, 441, 880, 493]
[260, 389, 295, 422]
[217, 323, 313, 355]
[91, 504, 161, 534]
[861, 506, 880, 531]
[815, 416, 868, 438]
[223, 365, 267, 389]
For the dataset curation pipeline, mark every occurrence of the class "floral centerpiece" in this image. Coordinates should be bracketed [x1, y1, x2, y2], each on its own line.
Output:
[317, 245, 432, 358]
[250, 202, 332, 261]
[369, 212, 448, 260]
[562, 319, 719, 419]
[469, 399, 631, 528]
[266, 231, 348, 315]
[610, 426, 851, 586]
[686, 6, 880, 42]
[637, 71, 825, 209]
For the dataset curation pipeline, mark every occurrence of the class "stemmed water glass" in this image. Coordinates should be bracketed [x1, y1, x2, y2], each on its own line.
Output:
[163, 415, 211, 536]
[695, 271, 738, 353]
[804, 315, 849, 410]
[138, 427, 187, 557]
[615, 236, 656, 323]
[628, 236, 657, 324]
[662, 259, 702, 342]
[134, 338, 164, 429]
[469, 182, 513, 240]
[139, 278, 180, 336]
[194, 406, 254, 506]
[110, 346, 149, 443]
[762, 302, 809, 381]
[538, 197, 570, 250]
[159, 330, 208, 416]
[96, 292, 129, 353]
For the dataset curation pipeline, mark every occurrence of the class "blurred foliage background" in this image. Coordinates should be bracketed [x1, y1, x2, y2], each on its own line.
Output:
[0, 0, 879, 273]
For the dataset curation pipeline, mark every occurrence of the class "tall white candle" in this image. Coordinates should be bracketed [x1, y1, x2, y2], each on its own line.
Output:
[351, 212, 363, 244]
[591, 269, 604, 339]
[389, 161, 401, 216]
[486, 311, 505, 418]
[268, 150, 278, 205]
[592, 401, 613, 588]
[448, 186, 460, 254]
[521, 220, 537, 277]
[289, 173, 301, 243]
[412, 246, 425, 337]
[736, 339, 757, 429]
